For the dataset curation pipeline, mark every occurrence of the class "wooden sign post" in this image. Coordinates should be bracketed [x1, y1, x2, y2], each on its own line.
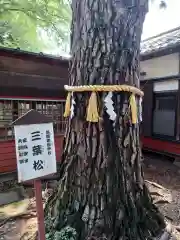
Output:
[34, 179, 46, 240]
[13, 109, 57, 240]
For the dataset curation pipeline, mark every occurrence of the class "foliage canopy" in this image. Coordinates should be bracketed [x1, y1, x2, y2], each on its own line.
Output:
[0, 0, 71, 52]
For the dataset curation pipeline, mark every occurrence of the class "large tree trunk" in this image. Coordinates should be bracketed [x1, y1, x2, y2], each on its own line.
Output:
[45, 0, 168, 239]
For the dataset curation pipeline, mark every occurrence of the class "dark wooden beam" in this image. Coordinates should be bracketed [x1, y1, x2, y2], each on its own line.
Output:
[0, 71, 67, 91]
[0, 86, 66, 99]
[140, 74, 180, 83]
[176, 52, 180, 141]
[0, 47, 69, 66]
[141, 81, 153, 137]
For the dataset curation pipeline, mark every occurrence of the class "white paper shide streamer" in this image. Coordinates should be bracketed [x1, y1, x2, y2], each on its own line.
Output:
[139, 97, 142, 122]
[104, 92, 117, 122]
[70, 93, 76, 118]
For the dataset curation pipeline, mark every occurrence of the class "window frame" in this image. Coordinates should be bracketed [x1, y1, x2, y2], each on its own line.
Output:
[152, 91, 178, 141]
[0, 100, 13, 126]
[0, 98, 66, 140]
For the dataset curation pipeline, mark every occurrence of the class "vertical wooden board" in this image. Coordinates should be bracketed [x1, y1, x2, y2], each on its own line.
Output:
[141, 81, 153, 137]
[176, 79, 180, 140]
[0, 140, 16, 173]
[55, 135, 64, 162]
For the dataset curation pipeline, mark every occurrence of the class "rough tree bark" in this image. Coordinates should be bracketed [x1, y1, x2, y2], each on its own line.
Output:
[45, 0, 169, 239]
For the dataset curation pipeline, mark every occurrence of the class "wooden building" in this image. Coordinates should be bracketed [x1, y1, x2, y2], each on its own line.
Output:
[140, 27, 180, 157]
[0, 47, 69, 175]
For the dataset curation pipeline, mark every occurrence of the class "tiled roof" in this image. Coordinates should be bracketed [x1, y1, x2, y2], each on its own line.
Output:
[140, 27, 180, 55]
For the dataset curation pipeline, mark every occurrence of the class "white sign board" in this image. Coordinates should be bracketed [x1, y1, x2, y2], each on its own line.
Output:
[14, 123, 57, 182]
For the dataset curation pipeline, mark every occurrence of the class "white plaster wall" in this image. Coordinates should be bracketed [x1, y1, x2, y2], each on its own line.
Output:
[140, 53, 179, 80]
[153, 79, 179, 92]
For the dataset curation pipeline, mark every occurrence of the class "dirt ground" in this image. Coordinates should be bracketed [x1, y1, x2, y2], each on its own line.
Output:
[1, 152, 180, 239]
[143, 152, 180, 239]
[0, 198, 37, 240]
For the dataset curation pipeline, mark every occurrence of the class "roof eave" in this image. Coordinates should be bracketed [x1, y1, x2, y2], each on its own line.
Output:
[140, 43, 180, 61]
[0, 46, 70, 64]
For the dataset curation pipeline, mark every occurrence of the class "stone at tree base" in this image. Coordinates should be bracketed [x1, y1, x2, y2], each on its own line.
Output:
[0, 191, 20, 206]
[0, 186, 26, 206]
[173, 158, 180, 168]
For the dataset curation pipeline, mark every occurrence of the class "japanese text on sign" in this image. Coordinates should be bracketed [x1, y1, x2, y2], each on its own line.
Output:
[14, 123, 57, 182]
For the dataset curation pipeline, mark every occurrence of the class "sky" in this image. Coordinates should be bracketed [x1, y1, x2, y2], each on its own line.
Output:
[142, 0, 180, 40]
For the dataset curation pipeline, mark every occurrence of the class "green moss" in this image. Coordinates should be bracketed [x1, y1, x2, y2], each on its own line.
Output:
[46, 226, 77, 240]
